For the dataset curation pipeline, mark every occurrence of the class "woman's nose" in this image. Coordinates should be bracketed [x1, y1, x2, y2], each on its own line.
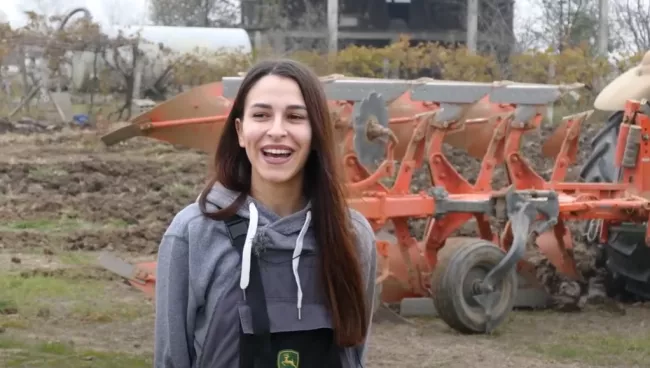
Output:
[267, 115, 288, 137]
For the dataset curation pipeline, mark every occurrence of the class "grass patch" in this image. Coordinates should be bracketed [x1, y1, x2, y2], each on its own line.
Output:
[0, 217, 128, 233]
[57, 252, 94, 266]
[532, 331, 650, 366]
[0, 317, 29, 329]
[27, 167, 69, 181]
[0, 273, 151, 327]
[0, 338, 152, 367]
[165, 182, 196, 198]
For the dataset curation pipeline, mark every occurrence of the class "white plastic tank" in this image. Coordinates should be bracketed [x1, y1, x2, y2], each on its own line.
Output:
[69, 25, 253, 91]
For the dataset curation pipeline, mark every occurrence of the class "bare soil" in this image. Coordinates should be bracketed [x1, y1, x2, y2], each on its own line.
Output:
[1, 121, 649, 368]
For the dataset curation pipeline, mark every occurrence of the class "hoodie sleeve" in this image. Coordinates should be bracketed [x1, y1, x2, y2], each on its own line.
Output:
[154, 233, 197, 368]
[350, 214, 378, 364]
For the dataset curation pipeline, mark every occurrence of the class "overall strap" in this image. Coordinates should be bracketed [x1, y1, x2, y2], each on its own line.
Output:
[224, 215, 273, 364]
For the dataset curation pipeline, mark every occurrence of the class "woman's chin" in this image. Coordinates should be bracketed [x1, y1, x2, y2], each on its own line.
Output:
[255, 167, 302, 186]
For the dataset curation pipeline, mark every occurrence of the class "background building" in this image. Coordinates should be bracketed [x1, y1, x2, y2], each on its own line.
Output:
[240, 0, 515, 56]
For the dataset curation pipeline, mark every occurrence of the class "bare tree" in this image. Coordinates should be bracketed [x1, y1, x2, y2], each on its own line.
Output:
[538, 0, 601, 51]
[149, 0, 240, 27]
[102, 0, 148, 26]
[611, 0, 650, 54]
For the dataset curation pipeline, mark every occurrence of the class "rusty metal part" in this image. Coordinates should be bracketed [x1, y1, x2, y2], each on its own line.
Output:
[100, 76, 650, 335]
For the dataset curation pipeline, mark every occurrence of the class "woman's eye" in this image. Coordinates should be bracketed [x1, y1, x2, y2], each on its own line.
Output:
[252, 112, 268, 119]
[289, 114, 306, 120]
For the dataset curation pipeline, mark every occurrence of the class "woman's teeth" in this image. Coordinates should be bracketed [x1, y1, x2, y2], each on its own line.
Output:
[262, 149, 292, 157]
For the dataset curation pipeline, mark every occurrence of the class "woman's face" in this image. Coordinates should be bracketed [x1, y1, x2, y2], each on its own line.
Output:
[236, 74, 313, 186]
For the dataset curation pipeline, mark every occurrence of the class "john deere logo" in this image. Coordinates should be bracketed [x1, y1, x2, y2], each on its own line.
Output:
[277, 349, 299, 368]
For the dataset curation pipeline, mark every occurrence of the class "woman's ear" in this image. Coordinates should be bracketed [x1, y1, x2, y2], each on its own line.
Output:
[235, 118, 244, 148]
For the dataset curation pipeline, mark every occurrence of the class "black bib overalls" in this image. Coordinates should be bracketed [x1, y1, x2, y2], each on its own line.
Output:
[224, 214, 345, 368]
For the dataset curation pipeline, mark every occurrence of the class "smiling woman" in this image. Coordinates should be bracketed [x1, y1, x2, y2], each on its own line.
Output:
[236, 74, 313, 204]
[153, 59, 378, 368]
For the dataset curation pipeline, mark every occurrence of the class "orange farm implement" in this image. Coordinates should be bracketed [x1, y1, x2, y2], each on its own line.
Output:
[99, 76, 650, 334]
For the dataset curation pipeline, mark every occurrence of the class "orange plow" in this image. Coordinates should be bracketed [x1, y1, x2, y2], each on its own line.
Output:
[99, 76, 650, 334]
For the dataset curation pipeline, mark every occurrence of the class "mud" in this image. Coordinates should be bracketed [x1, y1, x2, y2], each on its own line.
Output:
[0, 130, 208, 257]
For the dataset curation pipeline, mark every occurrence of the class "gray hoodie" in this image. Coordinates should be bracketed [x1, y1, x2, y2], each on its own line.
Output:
[154, 182, 377, 368]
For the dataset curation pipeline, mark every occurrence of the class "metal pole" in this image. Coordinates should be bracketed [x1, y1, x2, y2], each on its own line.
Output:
[327, 0, 339, 55]
[598, 0, 609, 57]
[466, 0, 478, 53]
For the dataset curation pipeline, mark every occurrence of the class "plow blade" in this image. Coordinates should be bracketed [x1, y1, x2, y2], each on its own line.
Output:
[444, 118, 502, 158]
[101, 82, 232, 153]
[541, 110, 594, 159]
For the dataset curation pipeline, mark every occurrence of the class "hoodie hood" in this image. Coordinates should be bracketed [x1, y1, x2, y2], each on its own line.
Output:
[204, 182, 314, 247]
[203, 182, 313, 319]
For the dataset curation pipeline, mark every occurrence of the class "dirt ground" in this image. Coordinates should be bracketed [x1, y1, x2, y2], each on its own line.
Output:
[1, 120, 650, 368]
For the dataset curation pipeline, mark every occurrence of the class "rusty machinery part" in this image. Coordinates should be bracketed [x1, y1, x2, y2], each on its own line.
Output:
[430, 188, 559, 333]
[579, 108, 650, 301]
[99, 76, 650, 335]
[353, 92, 393, 170]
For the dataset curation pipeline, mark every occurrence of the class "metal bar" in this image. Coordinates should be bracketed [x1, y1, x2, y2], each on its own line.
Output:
[225, 77, 580, 106]
[224, 76, 414, 101]
[410, 81, 497, 103]
[346, 195, 436, 220]
[489, 84, 566, 105]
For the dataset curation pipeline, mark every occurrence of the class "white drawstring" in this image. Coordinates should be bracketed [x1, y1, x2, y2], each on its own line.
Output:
[293, 211, 311, 320]
[240, 202, 259, 299]
[238, 204, 311, 321]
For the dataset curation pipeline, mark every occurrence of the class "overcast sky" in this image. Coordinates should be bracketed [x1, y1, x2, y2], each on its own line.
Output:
[3, 0, 539, 32]
[2, 0, 150, 27]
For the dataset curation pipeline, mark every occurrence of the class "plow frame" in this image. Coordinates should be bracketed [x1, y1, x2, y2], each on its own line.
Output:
[99, 76, 650, 334]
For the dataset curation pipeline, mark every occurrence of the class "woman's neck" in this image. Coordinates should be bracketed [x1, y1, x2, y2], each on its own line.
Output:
[250, 175, 306, 217]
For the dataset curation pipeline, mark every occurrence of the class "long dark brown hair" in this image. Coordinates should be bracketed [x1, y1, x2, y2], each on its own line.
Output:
[198, 59, 369, 346]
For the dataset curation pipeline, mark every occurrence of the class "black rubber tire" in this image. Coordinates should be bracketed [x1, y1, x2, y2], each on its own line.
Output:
[431, 238, 518, 334]
[579, 111, 650, 301]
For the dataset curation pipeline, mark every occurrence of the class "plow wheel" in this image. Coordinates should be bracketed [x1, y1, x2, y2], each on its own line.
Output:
[431, 238, 517, 334]
[580, 111, 650, 300]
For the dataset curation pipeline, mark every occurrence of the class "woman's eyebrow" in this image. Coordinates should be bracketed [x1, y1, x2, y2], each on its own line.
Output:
[250, 103, 307, 111]
[250, 103, 272, 109]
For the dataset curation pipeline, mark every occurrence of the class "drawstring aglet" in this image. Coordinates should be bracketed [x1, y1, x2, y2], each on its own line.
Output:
[297, 307, 301, 320]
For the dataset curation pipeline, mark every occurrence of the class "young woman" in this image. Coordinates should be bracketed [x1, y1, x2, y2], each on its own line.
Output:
[154, 59, 378, 368]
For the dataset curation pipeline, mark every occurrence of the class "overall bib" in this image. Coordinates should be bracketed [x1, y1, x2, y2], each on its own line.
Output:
[221, 214, 345, 368]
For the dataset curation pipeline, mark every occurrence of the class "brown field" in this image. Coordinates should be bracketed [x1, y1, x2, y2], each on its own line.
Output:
[1, 121, 649, 368]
